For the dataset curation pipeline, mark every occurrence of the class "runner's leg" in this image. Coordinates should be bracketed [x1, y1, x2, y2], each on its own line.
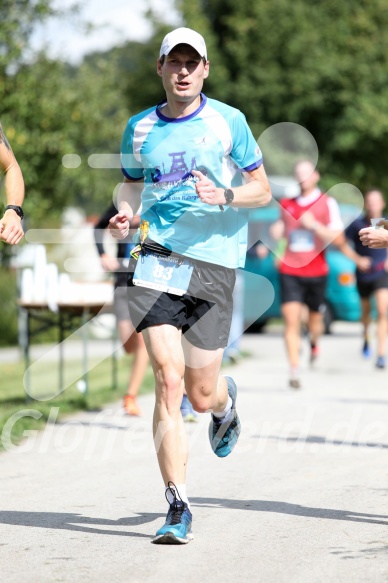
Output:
[181, 341, 227, 413]
[118, 321, 149, 397]
[182, 339, 240, 458]
[374, 288, 388, 359]
[308, 310, 324, 347]
[361, 297, 371, 344]
[141, 324, 188, 485]
[282, 301, 303, 371]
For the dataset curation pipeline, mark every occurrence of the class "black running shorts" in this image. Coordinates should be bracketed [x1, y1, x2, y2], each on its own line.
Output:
[356, 272, 388, 299]
[280, 273, 327, 312]
[126, 241, 236, 350]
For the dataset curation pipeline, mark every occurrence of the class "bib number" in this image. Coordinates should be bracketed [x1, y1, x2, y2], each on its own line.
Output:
[289, 229, 315, 252]
[133, 252, 193, 296]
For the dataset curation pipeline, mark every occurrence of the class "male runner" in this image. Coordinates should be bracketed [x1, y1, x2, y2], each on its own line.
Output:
[109, 27, 271, 544]
[339, 189, 388, 368]
[271, 160, 343, 389]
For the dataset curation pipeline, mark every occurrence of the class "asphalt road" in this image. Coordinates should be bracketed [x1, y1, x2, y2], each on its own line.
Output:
[1, 322, 388, 582]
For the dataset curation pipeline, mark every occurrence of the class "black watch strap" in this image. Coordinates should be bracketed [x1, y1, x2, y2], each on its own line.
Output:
[4, 205, 24, 219]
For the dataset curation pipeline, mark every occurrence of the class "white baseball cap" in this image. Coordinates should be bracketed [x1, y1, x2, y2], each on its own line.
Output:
[159, 27, 207, 60]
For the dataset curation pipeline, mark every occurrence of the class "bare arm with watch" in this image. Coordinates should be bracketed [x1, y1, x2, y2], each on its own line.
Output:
[109, 166, 271, 241]
[192, 165, 271, 210]
[0, 123, 25, 245]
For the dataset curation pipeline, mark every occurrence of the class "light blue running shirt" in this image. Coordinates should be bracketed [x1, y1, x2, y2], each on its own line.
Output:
[121, 94, 263, 268]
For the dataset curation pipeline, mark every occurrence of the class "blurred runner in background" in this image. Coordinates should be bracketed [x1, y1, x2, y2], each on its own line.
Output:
[341, 189, 388, 368]
[271, 160, 343, 389]
[94, 204, 148, 415]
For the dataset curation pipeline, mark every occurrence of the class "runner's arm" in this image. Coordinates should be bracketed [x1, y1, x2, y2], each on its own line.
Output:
[108, 178, 143, 239]
[269, 219, 285, 240]
[359, 226, 388, 249]
[192, 164, 271, 209]
[0, 124, 25, 245]
[336, 238, 372, 271]
[299, 197, 343, 245]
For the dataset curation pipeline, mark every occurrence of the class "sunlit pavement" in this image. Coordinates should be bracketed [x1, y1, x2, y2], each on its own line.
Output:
[1, 322, 388, 583]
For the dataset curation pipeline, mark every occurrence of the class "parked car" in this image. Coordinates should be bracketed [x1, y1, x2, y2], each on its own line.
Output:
[243, 180, 362, 332]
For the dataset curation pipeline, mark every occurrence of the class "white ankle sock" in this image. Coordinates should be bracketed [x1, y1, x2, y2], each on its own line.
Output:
[212, 396, 233, 421]
[165, 483, 190, 508]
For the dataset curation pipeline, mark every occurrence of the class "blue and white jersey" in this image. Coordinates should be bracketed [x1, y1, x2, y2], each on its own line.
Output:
[121, 94, 263, 268]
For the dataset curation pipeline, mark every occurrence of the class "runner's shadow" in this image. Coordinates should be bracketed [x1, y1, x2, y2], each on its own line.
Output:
[190, 498, 388, 526]
[0, 511, 164, 538]
[253, 434, 388, 449]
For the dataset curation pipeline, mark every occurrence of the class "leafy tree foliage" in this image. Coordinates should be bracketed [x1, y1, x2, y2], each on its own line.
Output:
[0, 0, 55, 72]
[177, 0, 388, 193]
[2, 53, 130, 225]
[0, 2, 130, 230]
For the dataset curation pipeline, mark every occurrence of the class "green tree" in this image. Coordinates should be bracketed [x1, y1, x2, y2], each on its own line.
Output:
[177, 0, 388, 194]
[0, 4, 131, 226]
[2, 55, 126, 225]
[0, 0, 55, 71]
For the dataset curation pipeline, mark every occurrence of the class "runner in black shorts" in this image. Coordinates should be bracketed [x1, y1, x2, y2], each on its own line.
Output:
[108, 27, 271, 544]
[339, 189, 388, 368]
[271, 161, 343, 389]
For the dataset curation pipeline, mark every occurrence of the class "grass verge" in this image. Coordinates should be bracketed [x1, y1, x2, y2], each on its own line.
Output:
[0, 355, 154, 452]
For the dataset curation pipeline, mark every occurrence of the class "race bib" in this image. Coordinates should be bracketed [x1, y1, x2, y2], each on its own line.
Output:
[289, 229, 315, 252]
[133, 252, 193, 296]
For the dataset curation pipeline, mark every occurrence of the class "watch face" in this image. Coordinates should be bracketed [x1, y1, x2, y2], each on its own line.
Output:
[225, 189, 234, 205]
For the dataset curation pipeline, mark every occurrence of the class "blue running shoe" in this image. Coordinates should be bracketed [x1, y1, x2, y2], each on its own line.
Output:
[180, 394, 198, 423]
[209, 376, 241, 458]
[362, 340, 371, 358]
[376, 356, 385, 369]
[152, 482, 193, 545]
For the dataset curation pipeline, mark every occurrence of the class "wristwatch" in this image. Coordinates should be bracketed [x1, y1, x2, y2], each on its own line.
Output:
[224, 188, 234, 205]
[4, 205, 24, 219]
